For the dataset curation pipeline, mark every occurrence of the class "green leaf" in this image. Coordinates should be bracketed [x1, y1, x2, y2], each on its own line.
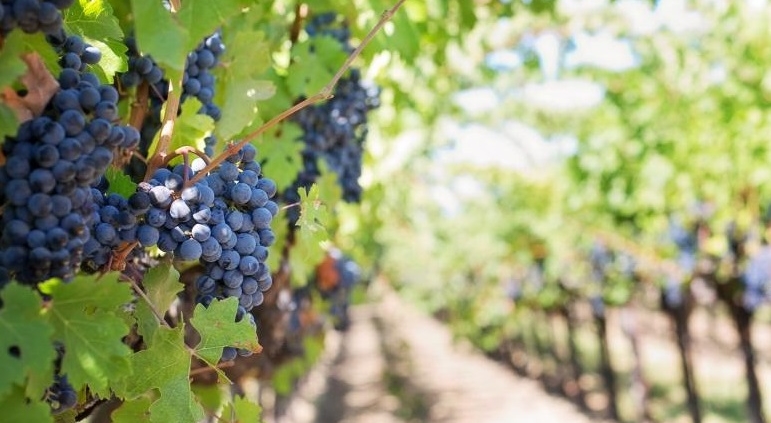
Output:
[214, 17, 274, 141]
[287, 36, 348, 97]
[291, 184, 329, 285]
[134, 264, 182, 340]
[0, 32, 29, 87]
[190, 297, 261, 364]
[131, 0, 187, 71]
[0, 283, 55, 399]
[177, 0, 248, 54]
[120, 326, 204, 423]
[192, 384, 224, 414]
[0, 104, 19, 140]
[106, 167, 137, 199]
[259, 123, 304, 191]
[111, 397, 152, 423]
[64, 0, 124, 40]
[266, 211, 288, 271]
[148, 98, 214, 166]
[63, 0, 127, 82]
[220, 395, 262, 423]
[44, 274, 133, 397]
[0, 32, 60, 88]
[0, 386, 52, 423]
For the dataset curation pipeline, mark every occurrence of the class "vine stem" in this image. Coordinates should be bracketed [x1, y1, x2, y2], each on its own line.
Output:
[144, 77, 182, 180]
[185, 0, 407, 186]
[163, 145, 212, 167]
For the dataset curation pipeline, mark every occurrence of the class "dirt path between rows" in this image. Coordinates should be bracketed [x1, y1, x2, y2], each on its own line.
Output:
[268, 282, 599, 423]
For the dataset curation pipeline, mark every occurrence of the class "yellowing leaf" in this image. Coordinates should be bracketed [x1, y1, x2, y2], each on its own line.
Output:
[0, 283, 55, 398]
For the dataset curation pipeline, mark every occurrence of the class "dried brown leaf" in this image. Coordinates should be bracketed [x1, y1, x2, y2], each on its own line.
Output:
[1, 52, 58, 122]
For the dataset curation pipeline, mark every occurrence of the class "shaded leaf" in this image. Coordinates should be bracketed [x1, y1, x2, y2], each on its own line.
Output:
[43, 274, 133, 397]
[0, 283, 55, 398]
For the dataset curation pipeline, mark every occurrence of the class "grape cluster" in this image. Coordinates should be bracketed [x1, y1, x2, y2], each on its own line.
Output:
[130, 145, 277, 359]
[0, 35, 139, 284]
[183, 32, 224, 123]
[742, 245, 771, 312]
[81, 181, 149, 272]
[46, 374, 77, 414]
[0, 0, 72, 36]
[119, 36, 164, 88]
[284, 13, 380, 223]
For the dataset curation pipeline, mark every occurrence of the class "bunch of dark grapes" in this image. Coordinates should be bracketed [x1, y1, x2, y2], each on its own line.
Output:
[130, 145, 277, 360]
[284, 13, 380, 224]
[80, 178, 150, 272]
[183, 32, 225, 157]
[0, 0, 73, 36]
[119, 36, 165, 88]
[183, 32, 224, 122]
[0, 34, 139, 285]
[121, 32, 224, 180]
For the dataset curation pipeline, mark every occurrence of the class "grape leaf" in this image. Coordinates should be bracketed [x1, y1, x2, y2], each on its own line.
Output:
[287, 36, 348, 97]
[64, 0, 124, 40]
[291, 184, 330, 285]
[0, 283, 55, 399]
[134, 264, 181, 340]
[189, 297, 261, 364]
[2, 53, 59, 122]
[177, 0, 247, 54]
[151, 97, 214, 166]
[0, 386, 52, 423]
[119, 326, 203, 423]
[192, 384, 224, 414]
[0, 104, 18, 143]
[106, 166, 137, 199]
[0, 32, 30, 88]
[220, 395, 262, 423]
[111, 397, 152, 423]
[266, 209, 288, 271]
[43, 273, 133, 397]
[131, 0, 187, 71]
[63, 0, 127, 82]
[259, 123, 304, 191]
[214, 15, 274, 141]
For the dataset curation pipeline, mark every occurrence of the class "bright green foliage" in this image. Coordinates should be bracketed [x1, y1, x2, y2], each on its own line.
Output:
[287, 36, 348, 98]
[214, 14, 274, 141]
[290, 184, 330, 286]
[0, 386, 53, 423]
[130, 0, 187, 70]
[118, 326, 204, 423]
[106, 167, 138, 199]
[0, 283, 54, 398]
[176, 0, 248, 55]
[259, 124, 305, 191]
[42, 274, 133, 397]
[190, 297, 261, 364]
[0, 32, 33, 87]
[164, 98, 215, 165]
[0, 104, 17, 140]
[111, 397, 152, 423]
[220, 395, 262, 423]
[64, 0, 127, 81]
[134, 264, 182, 340]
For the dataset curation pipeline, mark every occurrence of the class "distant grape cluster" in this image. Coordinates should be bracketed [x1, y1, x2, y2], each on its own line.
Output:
[0, 34, 139, 284]
[284, 13, 380, 223]
[0, 0, 73, 36]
